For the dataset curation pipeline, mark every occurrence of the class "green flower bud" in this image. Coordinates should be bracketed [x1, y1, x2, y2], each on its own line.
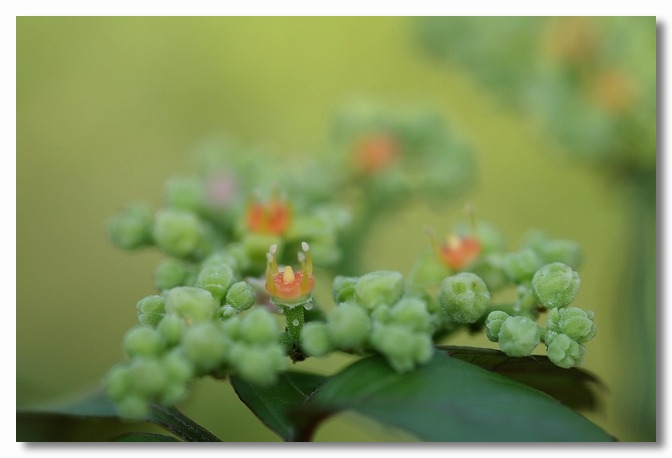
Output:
[153, 209, 211, 259]
[165, 177, 207, 214]
[515, 283, 537, 313]
[389, 297, 432, 333]
[164, 286, 216, 322]
[229, 343, 287, 386]
[162, 349, 194, 383]
[546, 333, 586, 368]
[155, 260, 195, 291]
[522, 231, 582, 269]
[498, 316, 541, 357]
[128, 358, 167, 397]
[540, 239, 583, 269]
[182, 322, 229, 372]
[503, 249, 543, 283]
[485, 310, 510, 342]
[123, 327, 165, 358]
[469, 253, 509, 292]
[327, 303, 371, 349]
[136, 295, 165, 328]
[370, 324, 433, 373]
[225, 281, 256, 311]
[546, 307, 596, 344]
[301, 322, 334, 357]
[195, 264, 234, 304]
[159, 381, 189, 407]
[332, 276, 359, 304]
[438, 272, 490, 323]
[105, 364, 131, 401]
[157, 314, 186, 346]
[370, 304, 391, 323]
[116, 394, 149, 420]
[238, 308, 279, 345]
[532, 263, 580, 309]
[107, 203, 153, 250]
[355, 271, 405, 310]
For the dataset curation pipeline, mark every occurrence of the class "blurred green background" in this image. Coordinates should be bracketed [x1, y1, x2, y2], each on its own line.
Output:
[17, 17, 653, 441]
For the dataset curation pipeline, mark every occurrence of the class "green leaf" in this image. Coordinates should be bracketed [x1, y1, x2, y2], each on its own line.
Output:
[17, 389, 220, 442]
[297, 353, 615, 441]
[113, 433, 180, 442]
[18, 390, 119, 418]
[231, 371, 326, 441]
[438, 345, 604, 410]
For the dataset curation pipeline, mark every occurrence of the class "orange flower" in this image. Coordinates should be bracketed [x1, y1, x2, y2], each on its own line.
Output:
[246, 195, 291, 235]
[353, 132, 398, 174]
[265, 242, 315, 304]
[430, 232, 481, 270]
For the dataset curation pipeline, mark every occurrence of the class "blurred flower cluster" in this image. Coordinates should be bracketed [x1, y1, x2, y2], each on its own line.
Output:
[105, 103, 478, 417]
[417, 17, 656, 172]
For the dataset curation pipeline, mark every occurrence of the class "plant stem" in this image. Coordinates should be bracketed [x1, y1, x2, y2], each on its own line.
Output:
[284, 305, 306, 348]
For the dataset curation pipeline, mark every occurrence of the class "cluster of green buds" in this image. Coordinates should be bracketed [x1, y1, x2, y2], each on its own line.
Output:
[302, 271, 437, 373]
[482, 261, 596, 368]
[105, 250, 292, 419]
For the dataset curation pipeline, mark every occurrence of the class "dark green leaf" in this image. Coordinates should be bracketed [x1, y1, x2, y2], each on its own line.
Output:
[438, 345, 605, 411]
[231, 371, 326, 441]
[114, 433, 180, 442]
[298, 353, 615, 441]
[17, 389, 220, 442]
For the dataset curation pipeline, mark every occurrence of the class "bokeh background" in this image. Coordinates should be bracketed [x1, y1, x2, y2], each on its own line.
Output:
[17, 17, 656, 441]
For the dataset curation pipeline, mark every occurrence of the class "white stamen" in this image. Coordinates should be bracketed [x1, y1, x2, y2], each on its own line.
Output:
[266, 253, 274, 263]
[297, 252, 306, 263]
[301, 241, 309, 252]
[269, 244, 278, 254]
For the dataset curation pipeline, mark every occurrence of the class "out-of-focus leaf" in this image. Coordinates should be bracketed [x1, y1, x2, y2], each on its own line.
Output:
[231, 371, 326, 442]
[438, 345, 605, 411]
[17, 390, 118, 418]
[296, 353, 615, 442]
[114, 433, 180, 442]
[17, 389, 220, 442]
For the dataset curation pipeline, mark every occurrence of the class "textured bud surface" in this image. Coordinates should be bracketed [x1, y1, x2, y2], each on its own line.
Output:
[546, 307, 596, 343]
[485, 310, 510, 342]
[355, 271, 405, 309]
[136, 295, 166, 328]
[225, 281, 256, 311]
[532, 263, 580, 308]
[546, 333, 586, 368]
[503, 249, 543, 283]
[389, 297, 433, 333]
[164, 286, 217, 322]
[438, 272, 490, 323]
[332, 276, 359, 304]
[195, 264, 234, 303]
[498, 316, 540, 356]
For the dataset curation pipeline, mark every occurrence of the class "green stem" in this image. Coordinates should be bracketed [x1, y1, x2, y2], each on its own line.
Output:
[284, 305, 306, 348]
